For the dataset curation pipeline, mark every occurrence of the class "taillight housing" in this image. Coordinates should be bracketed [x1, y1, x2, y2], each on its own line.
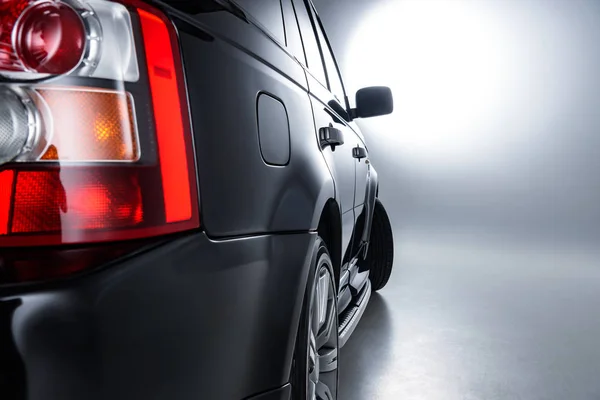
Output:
[0, 0, 199, 276]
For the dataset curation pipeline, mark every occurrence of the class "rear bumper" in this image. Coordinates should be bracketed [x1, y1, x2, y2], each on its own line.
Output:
[0, 231, 315, 400]
[247, 384, 291, 400]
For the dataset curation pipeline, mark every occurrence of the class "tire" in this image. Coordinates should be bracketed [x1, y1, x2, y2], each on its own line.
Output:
[366, 199, 394, 291]
[292, 237, 339, 400]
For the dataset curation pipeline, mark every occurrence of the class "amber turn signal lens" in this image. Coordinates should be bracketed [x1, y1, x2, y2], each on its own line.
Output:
[38, 88, 139, 162]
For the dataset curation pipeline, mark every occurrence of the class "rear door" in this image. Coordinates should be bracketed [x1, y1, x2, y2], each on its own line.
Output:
[312, 8, 373, 256]
[291, 0, 362, 261]
[310, 6, 371, 243]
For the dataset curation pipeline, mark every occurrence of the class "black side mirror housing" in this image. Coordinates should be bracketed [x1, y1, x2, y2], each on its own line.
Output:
[353, 86, 394, 119]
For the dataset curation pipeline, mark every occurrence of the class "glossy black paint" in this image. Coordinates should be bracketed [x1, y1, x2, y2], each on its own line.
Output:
[178, 10, 335, 237]
[354, 86, 394, 119]
[257, 93, 291, 166]
[246, 384, 292, 400]
[0, 0, 388, 398]
[0, 299, 25, 398]
[0, 232, 314, 400]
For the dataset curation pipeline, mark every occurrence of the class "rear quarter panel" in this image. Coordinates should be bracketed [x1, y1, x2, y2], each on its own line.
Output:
[173, 9, 334, 237]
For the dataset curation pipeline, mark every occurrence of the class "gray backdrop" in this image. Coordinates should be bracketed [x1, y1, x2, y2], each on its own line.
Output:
[313, 1, 600, 398]
[315, 0, 600, 248]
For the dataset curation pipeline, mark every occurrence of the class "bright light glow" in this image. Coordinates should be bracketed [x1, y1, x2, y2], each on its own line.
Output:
[347, 0, 520, 165]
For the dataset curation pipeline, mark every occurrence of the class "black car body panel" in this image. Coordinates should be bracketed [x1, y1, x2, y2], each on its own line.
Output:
[175, 5, 341, 239]
[0, 0, 391, 398]
[0, 232, 314, 399]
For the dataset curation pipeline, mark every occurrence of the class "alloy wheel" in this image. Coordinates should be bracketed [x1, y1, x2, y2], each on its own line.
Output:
[307, 260, 338, 400]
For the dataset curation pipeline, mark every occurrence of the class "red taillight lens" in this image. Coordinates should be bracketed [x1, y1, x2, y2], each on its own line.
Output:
[0, 1, 199, 282]
[14, 2, 86, 74]
[0, 170, 14, 235]
[138, 9, 193, 223]
[0, 0, 29, 72]
[12, 169, 143, 234]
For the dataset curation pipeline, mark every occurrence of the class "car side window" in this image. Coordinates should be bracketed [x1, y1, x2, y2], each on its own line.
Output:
[233, 0, 285, 44]
[309, 5, 346, 104]
[282, 0, 306, 64]
[291, 0, 327, 86]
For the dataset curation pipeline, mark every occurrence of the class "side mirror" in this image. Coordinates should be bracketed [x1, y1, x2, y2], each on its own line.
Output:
[353, 86, 394, 119]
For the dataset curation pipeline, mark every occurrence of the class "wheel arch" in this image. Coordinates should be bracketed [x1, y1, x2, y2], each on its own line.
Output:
[361, 165, 380, 249]
[316, 199, 342, 287]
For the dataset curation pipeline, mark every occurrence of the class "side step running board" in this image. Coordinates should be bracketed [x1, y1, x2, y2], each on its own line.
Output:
[338, 280, 371, 348]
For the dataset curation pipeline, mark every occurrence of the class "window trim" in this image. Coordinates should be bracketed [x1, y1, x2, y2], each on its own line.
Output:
[284, 0, 308, 65]
[279, 0, 288, 46]
[290, 0, 327, 85]
[225, 0, 313, 73]
[304, 0, 351, 113]
[303, 0, 330, 88]
[231, 0, 287, 47]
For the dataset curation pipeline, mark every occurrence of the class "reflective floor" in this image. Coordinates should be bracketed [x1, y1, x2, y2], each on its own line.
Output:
[340, 230, 600, 400]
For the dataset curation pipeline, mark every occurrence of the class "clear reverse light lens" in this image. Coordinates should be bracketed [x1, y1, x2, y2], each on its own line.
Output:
[14, 1, 87, 74]
[0, 87, 31, 165]
[0, 0, 139, 82]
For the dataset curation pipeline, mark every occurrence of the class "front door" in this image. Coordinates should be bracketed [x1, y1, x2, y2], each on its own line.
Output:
[310, 90, 357, 257]
[308, 75, 368, 264]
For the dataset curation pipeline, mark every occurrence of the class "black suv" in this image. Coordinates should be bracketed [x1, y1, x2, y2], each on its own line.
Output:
[0, 0, 395, 398]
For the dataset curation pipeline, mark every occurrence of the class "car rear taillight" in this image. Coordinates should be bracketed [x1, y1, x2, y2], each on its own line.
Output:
[0, 0, 198, 282]
[14, 2, 87, 74]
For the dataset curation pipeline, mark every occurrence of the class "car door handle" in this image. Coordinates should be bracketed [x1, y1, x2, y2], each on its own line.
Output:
[319, 126, 344, 151]
[352, 146, 368, 160]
